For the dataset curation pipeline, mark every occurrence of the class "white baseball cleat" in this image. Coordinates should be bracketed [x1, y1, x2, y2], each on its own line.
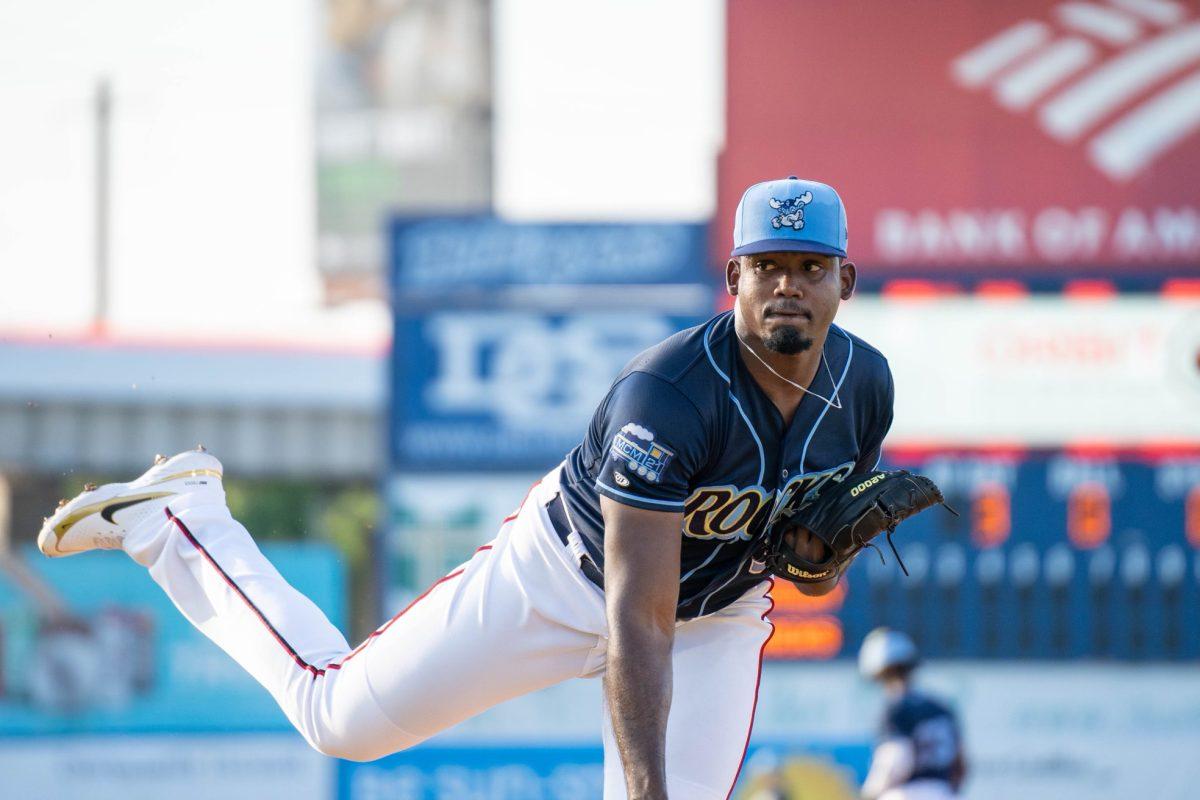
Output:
[37, 448, 224, 558]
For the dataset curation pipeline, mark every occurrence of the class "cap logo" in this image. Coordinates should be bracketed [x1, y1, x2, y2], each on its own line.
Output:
[767, 191, 813, 231]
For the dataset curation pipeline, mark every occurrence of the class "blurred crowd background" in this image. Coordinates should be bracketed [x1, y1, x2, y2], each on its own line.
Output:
[2, 1, 1199, 798]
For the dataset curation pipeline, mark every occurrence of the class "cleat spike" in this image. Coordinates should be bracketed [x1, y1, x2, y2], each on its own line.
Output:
[195, 443, 207, 453]
[83, 483, 97, 492]
[154, 454, 168, 465]
[57, 498, 68, 509]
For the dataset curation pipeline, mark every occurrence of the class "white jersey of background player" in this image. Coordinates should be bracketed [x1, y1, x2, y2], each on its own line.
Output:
[858, 629, 967, 800]
[37, 177, 896, 800]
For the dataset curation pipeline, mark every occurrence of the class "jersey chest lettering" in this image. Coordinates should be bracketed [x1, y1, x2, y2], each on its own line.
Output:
[772, 461, 856, 523]
[681, 461, 856, 542]
[683, 486, 772, 541]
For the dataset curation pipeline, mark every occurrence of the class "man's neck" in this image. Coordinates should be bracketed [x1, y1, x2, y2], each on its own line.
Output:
[733, 314, 827, 424]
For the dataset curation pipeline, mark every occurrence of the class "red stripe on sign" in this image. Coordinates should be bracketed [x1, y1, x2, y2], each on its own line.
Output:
[1162, 278, 1200, 298]
[1063, 279, 1117, 298]
[724, 579, 776, 800]
[1135, 441, 1200, 462]
[881, 280, 963, 299]
[974, 280, 1029, 298]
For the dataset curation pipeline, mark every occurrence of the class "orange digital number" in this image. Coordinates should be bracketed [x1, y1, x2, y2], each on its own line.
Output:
[972, 483, 1011, 549]
[1067, 483, 1111, 548]
[1186, 486, 1200, 549]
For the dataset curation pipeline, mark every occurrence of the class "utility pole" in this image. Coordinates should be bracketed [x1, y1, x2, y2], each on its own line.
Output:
[94, 79, 111, 336]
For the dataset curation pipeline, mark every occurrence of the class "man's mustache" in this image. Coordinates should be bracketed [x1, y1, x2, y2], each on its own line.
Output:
[764, 304, 812, 320]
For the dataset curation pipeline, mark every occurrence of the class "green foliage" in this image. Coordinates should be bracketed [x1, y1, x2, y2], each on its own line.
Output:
[318, 487, 378, 570]
[224, 480, 319, 542]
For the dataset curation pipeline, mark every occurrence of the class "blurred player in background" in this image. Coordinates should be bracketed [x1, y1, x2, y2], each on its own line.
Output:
[858, 629, 966, 800]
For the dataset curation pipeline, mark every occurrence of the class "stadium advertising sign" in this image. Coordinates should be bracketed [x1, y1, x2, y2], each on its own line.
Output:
[391, 311, 707, 470]
[720, 0, 1200, 281]
[0, 736, 327, 800]
[0, 545, 343, 734]
[389, 217, 715, 471]
[390, 218, 709, 299]
[339, 746, 604, 800]
[837, 296, 1200, 444]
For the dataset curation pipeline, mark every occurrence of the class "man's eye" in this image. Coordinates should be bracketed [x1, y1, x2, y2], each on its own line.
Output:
[804, 262, 824, 272]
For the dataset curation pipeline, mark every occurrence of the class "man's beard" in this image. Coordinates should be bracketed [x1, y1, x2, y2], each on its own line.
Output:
[763, 326, 813, 355]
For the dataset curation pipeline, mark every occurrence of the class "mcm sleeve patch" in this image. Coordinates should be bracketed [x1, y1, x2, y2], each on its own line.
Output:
[592, 372, 707, 511]
[609, 423, 676, 483]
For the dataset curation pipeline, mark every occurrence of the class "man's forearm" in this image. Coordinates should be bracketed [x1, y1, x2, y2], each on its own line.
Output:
[605, 613, 674, 800]
[598, 498, 683, 799]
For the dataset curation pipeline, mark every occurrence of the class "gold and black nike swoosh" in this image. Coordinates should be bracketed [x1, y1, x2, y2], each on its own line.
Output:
[52, 491, 174, 541]
[101, 495, 167, 524]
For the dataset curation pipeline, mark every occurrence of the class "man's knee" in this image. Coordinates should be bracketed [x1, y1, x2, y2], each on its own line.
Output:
[307, 728, 415, 762]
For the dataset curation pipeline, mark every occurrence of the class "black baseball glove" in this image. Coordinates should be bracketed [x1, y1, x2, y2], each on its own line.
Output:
[762, 469, 954, 585]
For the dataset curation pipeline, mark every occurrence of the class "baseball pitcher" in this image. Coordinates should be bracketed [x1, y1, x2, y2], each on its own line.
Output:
[38, 177, 947, 799]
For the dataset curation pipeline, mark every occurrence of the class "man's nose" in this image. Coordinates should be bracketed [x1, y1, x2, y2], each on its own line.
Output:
[775, 271, 805, 297]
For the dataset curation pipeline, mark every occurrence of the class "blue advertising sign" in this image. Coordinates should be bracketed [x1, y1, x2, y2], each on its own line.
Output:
[390, 217, 710, 297]
[0, 544, 344, 734]
[388, 217, 719, 470]
[339, 745, 604, 800]
[391, 310, 712, 471]
[336, 742, 870, 800]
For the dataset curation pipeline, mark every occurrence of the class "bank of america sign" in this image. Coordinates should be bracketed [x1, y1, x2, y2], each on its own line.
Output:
[953, 0, 1200, 182]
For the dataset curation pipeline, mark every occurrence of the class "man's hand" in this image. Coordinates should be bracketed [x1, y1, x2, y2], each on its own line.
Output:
[764, 470, 952, 587]
[600, 496, 682, 800]
[782, 528, 840, 597]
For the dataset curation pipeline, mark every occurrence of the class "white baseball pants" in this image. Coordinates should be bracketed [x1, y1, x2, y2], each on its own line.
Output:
[132, 466, 775, 800]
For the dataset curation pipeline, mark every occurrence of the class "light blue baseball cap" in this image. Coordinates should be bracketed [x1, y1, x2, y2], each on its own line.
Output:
[731, 176, 848, 258]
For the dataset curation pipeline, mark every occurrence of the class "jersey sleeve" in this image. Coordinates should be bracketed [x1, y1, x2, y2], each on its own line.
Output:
[592, 371, 709, 512]
[882, 701, 911, 739]
[860, 739, 915, 800]
[856, 364, 895, 473]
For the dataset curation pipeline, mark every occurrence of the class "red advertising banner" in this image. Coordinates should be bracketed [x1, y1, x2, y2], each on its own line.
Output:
[719, 0, 1200, 280]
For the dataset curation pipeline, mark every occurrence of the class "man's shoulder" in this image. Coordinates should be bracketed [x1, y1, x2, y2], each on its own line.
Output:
[617, 312, 731, 391]
[834, 324, 889, 371]
[832, 324, 893, 402]
[890, 689, 955, 725]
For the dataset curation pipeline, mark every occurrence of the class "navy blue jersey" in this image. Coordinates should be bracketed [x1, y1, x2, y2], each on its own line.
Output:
[560, 310, 894, 619]
[882, 690, 962, 784]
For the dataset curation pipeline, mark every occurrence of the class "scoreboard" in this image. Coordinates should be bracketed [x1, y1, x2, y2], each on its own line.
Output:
[767, 448, 1200, 661]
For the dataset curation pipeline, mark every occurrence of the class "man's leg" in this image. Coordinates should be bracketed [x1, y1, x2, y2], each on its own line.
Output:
[149, 490, 605, 759]
[601, 581, 774, 799]
[47, 454, 607, 761]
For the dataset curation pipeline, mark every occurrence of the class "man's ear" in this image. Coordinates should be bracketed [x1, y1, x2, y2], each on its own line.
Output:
[726, 258, 740, 296]
[840, 260, 857, 301]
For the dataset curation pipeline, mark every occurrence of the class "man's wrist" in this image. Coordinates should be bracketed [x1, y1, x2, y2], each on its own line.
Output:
[622, 753, 668, 798]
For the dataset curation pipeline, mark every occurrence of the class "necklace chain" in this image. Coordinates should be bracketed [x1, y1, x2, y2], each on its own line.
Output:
[736, 332, 843, 410]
